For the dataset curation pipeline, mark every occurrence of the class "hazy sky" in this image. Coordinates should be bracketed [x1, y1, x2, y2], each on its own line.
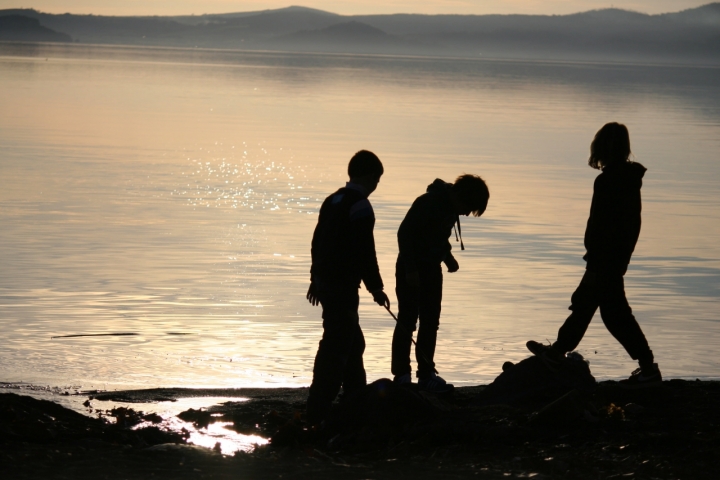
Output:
[0, 1, 711, 16]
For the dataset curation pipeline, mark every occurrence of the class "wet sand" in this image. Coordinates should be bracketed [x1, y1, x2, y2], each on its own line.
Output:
[3, 377, 720, 479]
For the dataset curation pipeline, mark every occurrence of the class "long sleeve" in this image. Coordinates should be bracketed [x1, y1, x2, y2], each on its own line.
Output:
[398, 193, 454, 273]
[585, 175, 625, 273]
[349, 198, 384, 292]
[584, 163, 644, 275]
[397, 200, 426, 275]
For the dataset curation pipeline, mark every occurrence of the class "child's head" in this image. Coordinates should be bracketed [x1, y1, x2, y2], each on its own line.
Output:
[452, 174, 489, 217]
[589, 122, 631, 170]
[348, 150, 384, 179]
[348, 150, 384, 193]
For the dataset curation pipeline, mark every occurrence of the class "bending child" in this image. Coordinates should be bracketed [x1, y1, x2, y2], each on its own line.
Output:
[306, 150, 390, 425]
[392, 174, 489, 393]
[527, 122, 661, 388]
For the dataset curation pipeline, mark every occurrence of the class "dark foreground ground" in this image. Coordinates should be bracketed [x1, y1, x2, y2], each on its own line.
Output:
[2, 376, 719, 479]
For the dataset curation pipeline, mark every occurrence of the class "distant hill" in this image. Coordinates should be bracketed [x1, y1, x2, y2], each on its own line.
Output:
[172, 6, 340, 28]
[0, 14, 71, 42]
[273, 21, 402, 53]
[170, 5, 340, 26]
[1, 4, 719, 64]
[662, 2, 720, 24]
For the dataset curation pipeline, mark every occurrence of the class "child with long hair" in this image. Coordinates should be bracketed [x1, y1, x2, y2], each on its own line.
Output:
[527, 122, 661, 388]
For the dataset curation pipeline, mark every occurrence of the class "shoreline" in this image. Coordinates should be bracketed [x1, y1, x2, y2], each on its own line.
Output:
[3, 375, 720, 479]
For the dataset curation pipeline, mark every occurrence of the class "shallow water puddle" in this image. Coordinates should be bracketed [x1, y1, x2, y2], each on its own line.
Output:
[0, 384, 268, 455]
[93, 396, 270, 454]
[186, 420, 268, 454]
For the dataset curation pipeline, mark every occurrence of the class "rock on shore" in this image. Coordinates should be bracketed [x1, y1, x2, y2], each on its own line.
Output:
[3, 373, 720, 479]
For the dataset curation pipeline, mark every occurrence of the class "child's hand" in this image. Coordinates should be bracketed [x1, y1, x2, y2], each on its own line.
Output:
[306, 283, 320, 306]
[444, 256, 459, 273]
[371, 290, 390, 308]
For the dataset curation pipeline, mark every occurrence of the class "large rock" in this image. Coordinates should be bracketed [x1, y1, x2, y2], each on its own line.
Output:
[324, 379, 443, 446]
[329, 378, 442, 427]
[474, 353, 596, 408]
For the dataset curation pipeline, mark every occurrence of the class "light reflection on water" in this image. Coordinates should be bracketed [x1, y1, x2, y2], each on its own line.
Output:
[0, 44, 719, 392]
[185, 421, 267, 455]
[117, 397, 269, 455]
[0, 384, 268, 454]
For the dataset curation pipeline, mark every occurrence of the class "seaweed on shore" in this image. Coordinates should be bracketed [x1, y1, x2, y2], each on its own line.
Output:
[2, 371, 720, 479]
[255, 356, 720, 479]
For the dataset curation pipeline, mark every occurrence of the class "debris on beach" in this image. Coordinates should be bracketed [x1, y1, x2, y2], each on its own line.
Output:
[2, 358, 720, 479]
[256, 355, 719, 479]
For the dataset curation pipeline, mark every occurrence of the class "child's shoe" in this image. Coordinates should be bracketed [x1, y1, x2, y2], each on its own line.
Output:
[619, 363, 662, 389]
[526, 340, 565, 372]
[418, 373, 454, 394]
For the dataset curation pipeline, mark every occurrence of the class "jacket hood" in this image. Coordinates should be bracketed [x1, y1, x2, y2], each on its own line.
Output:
[426, 178, 465, 250]
[626, 161, 647, 179]
[426, 178, 452, 194]
[603, 161, 646, 188]
[604, 161, 646, 178]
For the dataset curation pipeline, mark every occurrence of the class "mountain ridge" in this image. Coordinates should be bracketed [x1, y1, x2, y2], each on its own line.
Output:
[1, 4, 718, 64]
[0, 14, 71, 42]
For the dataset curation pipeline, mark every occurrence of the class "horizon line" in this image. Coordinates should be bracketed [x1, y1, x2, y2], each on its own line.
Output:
[2, 3, 716, 19]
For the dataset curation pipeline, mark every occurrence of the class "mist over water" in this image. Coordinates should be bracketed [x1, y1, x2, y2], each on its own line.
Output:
[1, 43, 719, 390]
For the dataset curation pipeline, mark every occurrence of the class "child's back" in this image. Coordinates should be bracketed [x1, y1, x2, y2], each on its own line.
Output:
[311, 184, 382, 293]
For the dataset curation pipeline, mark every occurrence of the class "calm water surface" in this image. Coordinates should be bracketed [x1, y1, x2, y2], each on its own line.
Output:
[1, 44, 719, 390]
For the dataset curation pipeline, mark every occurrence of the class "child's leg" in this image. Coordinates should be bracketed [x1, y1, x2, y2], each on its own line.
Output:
[306, 290, 361, 424]
[416, 263, 443, 379]
[342, 323, 367, 397]
[597, 275, 654, 367]
[391, 258, 419, 377]
[553, 271, 600, 353]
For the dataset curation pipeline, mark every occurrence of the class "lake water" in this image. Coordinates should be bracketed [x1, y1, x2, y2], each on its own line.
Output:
[1, 43, 719, 391]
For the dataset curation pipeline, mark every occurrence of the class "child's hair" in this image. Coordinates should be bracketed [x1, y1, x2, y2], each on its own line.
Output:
[453, 174, 489, 217]
[589, 122, 631, 170]
[348, 150, 384, 179]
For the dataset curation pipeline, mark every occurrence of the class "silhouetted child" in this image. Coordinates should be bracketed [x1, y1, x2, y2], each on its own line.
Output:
[392, 175, 489, 392]
[306, 150, 390, 425]
[527, 122, 661, 388]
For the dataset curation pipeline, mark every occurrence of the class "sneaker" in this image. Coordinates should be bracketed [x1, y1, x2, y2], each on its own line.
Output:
[418, 373, 454, 394]
[619, 364, 662, 389]
[393, 373, 412, 385]
[526, 340, 565, 372]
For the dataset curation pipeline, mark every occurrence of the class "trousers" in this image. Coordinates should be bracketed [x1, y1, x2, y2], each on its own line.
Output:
[554, 270, 654, 366]
[306, 288, 365, 424]
[391, 259, 443, 379]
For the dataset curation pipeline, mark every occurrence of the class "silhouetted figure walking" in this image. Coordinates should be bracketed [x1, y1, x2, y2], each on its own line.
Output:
[392, 175, 489, 392]
[306, 150, 390, 425]
[527, 122, 661, 388]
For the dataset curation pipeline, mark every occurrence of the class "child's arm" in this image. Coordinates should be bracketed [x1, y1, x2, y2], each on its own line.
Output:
[584, 173, 642, 275]
[397, 201, 425, 278]
[443, 252, 459, 272]
[349, 198, 384, 294]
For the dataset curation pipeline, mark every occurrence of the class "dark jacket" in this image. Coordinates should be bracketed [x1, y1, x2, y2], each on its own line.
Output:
[398, 179, 459, 274]
[310, 182, 383, 292]
[584, 161, 647, 275]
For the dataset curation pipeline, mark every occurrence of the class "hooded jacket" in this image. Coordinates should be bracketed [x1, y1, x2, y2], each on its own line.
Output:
[310, 182, 384, 292]
[398, 179, 459, 274]
[584, 161, 647, 275]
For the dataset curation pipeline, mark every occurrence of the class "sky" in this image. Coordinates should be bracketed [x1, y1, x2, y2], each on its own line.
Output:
[0, 1, 712, 16]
